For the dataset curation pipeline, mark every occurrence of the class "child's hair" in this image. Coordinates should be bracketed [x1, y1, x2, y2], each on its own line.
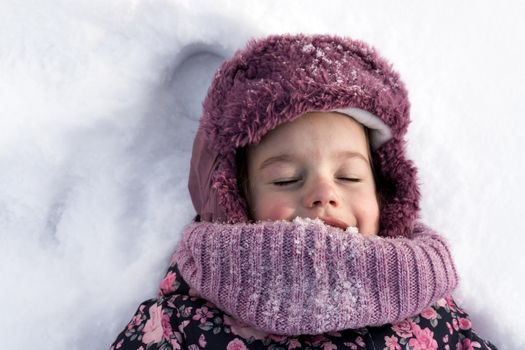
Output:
[235, 125, 383, 221]
[189, 33, 419, 237]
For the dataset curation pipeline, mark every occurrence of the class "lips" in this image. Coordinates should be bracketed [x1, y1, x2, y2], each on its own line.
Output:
[319, 217, 349, 230]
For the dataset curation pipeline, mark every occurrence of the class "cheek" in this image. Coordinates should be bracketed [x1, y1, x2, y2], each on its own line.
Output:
[356, 196, 380, 235]
[252, 195, 295, 222]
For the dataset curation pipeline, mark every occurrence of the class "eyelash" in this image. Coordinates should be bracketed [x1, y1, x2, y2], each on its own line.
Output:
[340, 177, 361, 183]
[272, 177, 361, 186]
[273, 179, 299, 186]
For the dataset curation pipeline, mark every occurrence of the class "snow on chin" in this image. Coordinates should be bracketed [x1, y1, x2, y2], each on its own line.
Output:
[344, 226, 359, 234]
[291, 216, 360, 234]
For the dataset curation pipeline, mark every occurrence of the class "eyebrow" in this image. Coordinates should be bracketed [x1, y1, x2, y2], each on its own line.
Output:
[258, 150, 369, 171]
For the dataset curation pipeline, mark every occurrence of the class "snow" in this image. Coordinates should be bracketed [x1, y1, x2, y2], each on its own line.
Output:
[1, 0, 524, 349]
[302, 43, 316, 53]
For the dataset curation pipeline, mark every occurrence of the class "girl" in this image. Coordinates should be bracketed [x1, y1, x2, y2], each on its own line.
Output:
[109, 34, 496, 349]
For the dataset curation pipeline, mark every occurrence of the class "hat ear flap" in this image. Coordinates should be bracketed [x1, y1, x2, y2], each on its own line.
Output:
[374, 138, 421, 238]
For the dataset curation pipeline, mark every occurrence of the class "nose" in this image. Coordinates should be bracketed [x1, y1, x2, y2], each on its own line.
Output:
[303, 178, 340, 209]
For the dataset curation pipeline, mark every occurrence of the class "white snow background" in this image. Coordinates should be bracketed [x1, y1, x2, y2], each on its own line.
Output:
[1, 0, 524, 349]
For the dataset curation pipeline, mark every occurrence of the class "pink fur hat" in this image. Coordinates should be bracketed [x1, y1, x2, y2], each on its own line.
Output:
[189, 33, 420, 238]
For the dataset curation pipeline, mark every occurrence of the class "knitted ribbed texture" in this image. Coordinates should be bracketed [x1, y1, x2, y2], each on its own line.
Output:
[172, 218, 458, 336]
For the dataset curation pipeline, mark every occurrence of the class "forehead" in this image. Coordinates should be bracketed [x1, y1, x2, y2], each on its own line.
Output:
[248, 112, 369, 160]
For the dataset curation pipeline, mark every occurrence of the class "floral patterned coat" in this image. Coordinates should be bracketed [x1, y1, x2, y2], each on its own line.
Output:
[109, 265, 497, 350]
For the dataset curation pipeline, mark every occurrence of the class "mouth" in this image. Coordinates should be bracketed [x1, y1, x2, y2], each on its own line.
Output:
[319, 217, 349, 230]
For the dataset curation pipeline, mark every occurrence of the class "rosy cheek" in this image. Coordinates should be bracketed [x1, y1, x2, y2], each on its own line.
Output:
[255, 198, 294, 221]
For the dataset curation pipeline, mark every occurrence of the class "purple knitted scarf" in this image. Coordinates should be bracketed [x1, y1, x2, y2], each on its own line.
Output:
[172, 217, 458, 336]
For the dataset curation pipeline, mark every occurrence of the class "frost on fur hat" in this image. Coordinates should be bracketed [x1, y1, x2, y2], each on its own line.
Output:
[189, 33, 420, 238]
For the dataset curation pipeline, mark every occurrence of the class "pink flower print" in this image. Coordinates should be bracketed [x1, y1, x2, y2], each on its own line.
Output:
[142, 304, 164, 344]
[343, 342, 358, 350]
[326, 331, 342, 337]
[128, 313, 142, 331]
[170, 337, 182, 350]
[456, 338, 482, 350]
[269, 334, 288, 342]
[188, 287, 201, 298]
[115, 339, 124, 349]
[309, 334, 329, 345]
[178, 320, 190, 334]
[421, 307, 438, 320]
[436, 298, 447, 308]
[128, 305, 146, 330]
[192, 306, 213, 324]
[392, 319, 414, 338]
[170, 338, 182, 350]
[171, 331, 183, 350]
[159, 271, 178, 295]
[407, 325, 438, 350]
[322, 342, 337, 350]
[384, 335, 401, 350]
[458, 317, 472, 330]
[205, 300, 218, 309]
[453, 318, 459, 331]
[161, 312, 173, 337]
[223, 315, 269, 340]
[355, 336, 365, 347]
[445, 296, 457, 312]
[180, 305, 194, 318]
[287, 339, 302, 349]
[443, 335, 449, 343]
[447, 322, 453, 334]
[227, 338, 247, 350]
[198, 334, 207, 347]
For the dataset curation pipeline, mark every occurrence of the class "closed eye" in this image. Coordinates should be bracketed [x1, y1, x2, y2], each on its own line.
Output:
[273, 179, 300, 186]
[338, 177, 361, 182]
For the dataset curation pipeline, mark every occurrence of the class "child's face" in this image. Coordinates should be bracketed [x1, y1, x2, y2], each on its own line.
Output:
[245, 112, 380, 235]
